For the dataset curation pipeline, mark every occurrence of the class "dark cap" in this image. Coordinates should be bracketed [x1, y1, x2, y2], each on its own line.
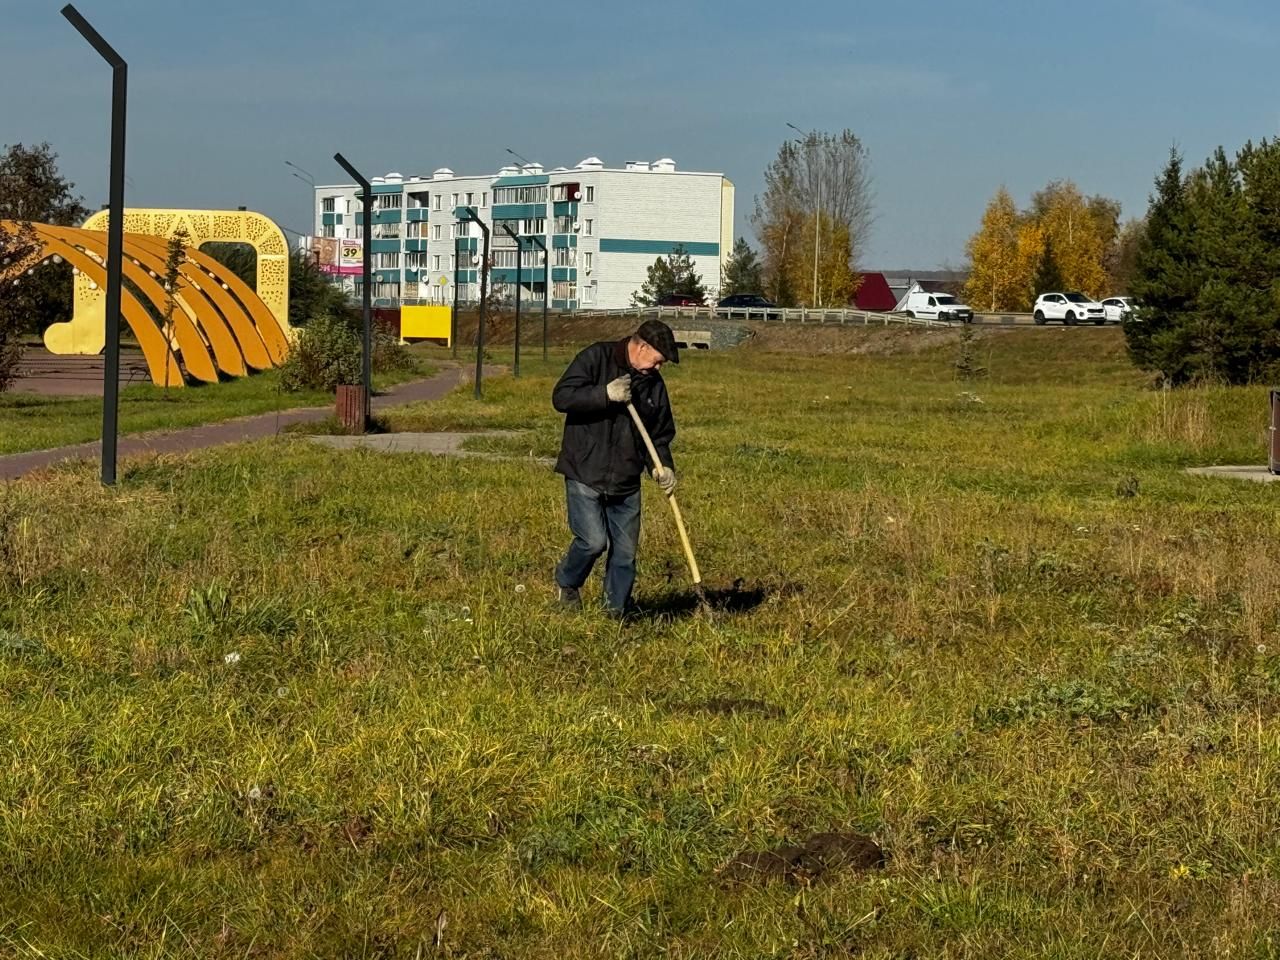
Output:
[635, 319, 679, 364]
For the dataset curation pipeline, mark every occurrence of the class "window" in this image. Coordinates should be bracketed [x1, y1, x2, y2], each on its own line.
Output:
[584, 252, 593, 271]
[466, 192, 473, 205]
[493, 185, 548, 204]
[584, 219, 594, 236]
[553, 281, 577, 301]
[407, 252, 428, 269]
[345, 199, 352, 214]
[522, 217, 545, 235]
[554, 215, 574, 233]
[555, 247, 575, 267]
[377, 193, 402, 209]
[585, 186, 595, 203]
[451, 193, 458, 207]
[481, 192, 488, 207]
[322, 224, 335, 238]
[373, 223, 400, 239]
[452, 221, 472, 239]
[406, 221, 422, 238]
[494, 249, 522, 268]
[433, 194, 443, 211]
[377, 252, 401, 269]
[432, 255, 441, 271]
[322, 197, 336, 213]
[449, 254, 455, 271]
[353, 225, 364, 239]
[583, 281, 596, 303]
[431, 224, 443, 240]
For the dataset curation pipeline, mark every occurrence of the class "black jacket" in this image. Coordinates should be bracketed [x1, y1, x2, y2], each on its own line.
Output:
[552, 339, 676, 496]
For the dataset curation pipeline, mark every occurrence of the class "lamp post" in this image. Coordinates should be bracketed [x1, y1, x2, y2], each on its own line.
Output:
[501, 223, 522, 377]
[529, 234, 549, 362]
[332, 153, 373, 426]
[61, 4, 126, 486]
[787, 122, 821, 308]
[460, 207, 490, 399]
[451, 235, 460, 359]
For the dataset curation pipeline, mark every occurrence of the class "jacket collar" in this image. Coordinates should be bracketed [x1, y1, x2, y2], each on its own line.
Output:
[614, 337, 633, 372]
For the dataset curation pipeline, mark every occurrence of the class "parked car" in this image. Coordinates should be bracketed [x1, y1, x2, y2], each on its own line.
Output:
[716, 293, 781, 320]
[1101, 296, 1135, 323]
[1033, 292, 1106, 325]
[657, 292, 706, 307]
[899, 290, 974, 323]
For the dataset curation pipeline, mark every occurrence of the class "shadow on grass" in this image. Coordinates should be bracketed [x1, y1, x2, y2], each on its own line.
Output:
[632, 579, 776, 621]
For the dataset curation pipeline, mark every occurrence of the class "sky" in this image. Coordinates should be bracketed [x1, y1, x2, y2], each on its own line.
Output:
[3, 0, 1278, 270]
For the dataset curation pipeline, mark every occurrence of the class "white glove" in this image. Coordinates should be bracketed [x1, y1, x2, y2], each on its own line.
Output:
[652, 466, 677, 495]
[606, 375, 632, 403]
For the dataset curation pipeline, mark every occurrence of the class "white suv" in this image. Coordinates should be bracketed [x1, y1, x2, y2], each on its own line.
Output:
[1101, 296, 1135, 323]
[1033, 292, 1106, 326]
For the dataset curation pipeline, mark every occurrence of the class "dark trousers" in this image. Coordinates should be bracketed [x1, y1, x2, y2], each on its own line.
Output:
[555, 477, 641, 612]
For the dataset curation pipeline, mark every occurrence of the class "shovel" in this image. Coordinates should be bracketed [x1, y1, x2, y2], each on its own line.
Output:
[625, 401, 710, 613]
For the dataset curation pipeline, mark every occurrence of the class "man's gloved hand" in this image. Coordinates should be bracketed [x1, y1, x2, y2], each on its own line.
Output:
[652, 466, 677, 495]
[606, 375, 632, 403]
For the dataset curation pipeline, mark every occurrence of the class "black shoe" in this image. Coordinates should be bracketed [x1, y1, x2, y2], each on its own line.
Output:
[557, 585, 581, 609]
[605, 601, 639, 622]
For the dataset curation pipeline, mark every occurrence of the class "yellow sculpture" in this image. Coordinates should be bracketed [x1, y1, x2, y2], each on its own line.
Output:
[0, 208, 293, 387]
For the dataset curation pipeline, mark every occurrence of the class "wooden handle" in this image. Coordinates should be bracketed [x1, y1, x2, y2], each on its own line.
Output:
[626, 401, 703, 586]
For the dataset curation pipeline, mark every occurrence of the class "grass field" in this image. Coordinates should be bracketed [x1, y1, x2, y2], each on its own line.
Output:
[0, 351, 440, 456]
[2, 327, 1279, 957]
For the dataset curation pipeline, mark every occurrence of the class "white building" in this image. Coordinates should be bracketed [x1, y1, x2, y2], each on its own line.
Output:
[313, 157, 733, 310]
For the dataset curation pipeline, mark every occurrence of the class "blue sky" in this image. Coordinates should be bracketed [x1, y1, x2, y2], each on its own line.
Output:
[3, 0, 1278, 269]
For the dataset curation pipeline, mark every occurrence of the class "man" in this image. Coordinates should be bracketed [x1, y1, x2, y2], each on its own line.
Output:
[551, 319, 680, 616]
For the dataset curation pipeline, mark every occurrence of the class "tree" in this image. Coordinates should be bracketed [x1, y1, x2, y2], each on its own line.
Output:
[1032, 180, 1111, 295]
[288, 248, 350, 327]
[1032, 235, 1065, 298]
[632, 245, 706, 306]
[720, 237, 764, 297]
[752, 130, 873, 306]
[0, 143, 89, 336]
[1108, 218, 1147, 293]
[0, 219, 39, 391]
[161, 229, 189, 391]
[963, 187, 1022, 311]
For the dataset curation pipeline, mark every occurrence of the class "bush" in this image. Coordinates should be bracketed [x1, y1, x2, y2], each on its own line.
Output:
[0, 331, 20, 393]
[279, 312, 412, 393]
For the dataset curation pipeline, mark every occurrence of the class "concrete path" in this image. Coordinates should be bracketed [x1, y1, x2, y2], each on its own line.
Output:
[0, 367, 475, 482]
[1185, 465, 1280, 483]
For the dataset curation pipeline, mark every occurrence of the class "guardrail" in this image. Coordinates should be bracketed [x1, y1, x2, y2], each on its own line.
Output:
[573, 305, 960, 328]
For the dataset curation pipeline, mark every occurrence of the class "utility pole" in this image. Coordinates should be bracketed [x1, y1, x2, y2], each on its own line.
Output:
[461, 207, 490, 399]
[333, 153, 373, 426]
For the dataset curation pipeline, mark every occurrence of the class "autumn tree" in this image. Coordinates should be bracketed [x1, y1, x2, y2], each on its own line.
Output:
[963, 187, 1021, 311]
[752, 130, 873, 306]
[1032, 180, 1112, 295]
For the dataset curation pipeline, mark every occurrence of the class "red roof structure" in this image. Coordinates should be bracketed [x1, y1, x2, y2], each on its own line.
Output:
[853, 273, 898, 311]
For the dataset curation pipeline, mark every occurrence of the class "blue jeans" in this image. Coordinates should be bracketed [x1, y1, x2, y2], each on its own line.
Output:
[555, 477, 641, 612]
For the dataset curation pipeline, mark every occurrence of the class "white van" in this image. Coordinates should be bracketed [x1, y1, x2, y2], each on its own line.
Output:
[900, 290, 974, 323]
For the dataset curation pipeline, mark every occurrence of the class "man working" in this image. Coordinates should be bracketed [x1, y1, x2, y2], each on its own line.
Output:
[551, 319, 680, 616]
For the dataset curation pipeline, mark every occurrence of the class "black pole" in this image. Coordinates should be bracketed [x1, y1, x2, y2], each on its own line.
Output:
[333, 153, 372, 427]
[450, 236, 459, 358]
[62, 5, 126, 486]
[530, 234, 548, 363]
[461, 207, 490, 400]
[502, 224, 521, 378]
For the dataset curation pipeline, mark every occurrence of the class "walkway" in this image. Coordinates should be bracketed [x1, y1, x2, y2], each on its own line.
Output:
[0, 367, 474, 482]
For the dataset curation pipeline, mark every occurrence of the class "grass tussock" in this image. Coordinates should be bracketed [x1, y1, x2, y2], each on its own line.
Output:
[2, 329, 1280, 957]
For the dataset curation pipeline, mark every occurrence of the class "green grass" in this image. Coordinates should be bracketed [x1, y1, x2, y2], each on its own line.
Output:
[0, 349, 441, 456]
[2, 328, 1280, 957]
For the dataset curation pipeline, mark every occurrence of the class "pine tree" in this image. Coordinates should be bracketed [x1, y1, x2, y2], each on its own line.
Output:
[721, 237, 764, 297]
[632, 245, 706, 305]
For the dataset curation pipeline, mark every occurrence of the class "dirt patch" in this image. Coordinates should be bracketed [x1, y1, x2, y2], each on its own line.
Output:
[719, 831, 887, 886]
[742, 322, 1017, 356]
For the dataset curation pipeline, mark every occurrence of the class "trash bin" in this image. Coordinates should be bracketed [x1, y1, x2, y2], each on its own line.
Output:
[336, 384, 367, 434]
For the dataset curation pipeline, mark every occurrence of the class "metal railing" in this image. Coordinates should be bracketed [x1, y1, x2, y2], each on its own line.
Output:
[571, 304, 960, 328]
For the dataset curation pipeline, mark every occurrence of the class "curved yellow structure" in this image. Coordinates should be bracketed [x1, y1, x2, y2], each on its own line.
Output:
[1, 209, 293, 387]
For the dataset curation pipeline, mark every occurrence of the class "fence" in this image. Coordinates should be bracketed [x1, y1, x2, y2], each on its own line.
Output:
[572, 305, 959, 328]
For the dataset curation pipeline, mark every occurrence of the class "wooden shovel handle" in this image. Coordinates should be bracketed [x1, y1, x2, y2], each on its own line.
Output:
[625, 401, 703, 586]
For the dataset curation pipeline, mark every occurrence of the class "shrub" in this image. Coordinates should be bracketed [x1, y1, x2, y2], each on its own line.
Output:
[279, 312, 413, 392]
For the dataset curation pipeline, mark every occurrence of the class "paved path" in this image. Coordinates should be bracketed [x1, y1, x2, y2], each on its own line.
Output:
[0, 367, 475, 482]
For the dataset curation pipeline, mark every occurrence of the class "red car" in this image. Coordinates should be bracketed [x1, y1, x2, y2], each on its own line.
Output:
[657, 293, 706, 307]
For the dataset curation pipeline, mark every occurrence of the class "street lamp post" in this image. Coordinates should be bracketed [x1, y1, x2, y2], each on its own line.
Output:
[787, 122, 821, 308]
[529, 234, 549, 362]
[460, 207, 490, 399]
[451, 236, 460, 359]
[332, 153, 373, 426]
[501, 224, 522, 377]
[61, 4, 126, 486]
